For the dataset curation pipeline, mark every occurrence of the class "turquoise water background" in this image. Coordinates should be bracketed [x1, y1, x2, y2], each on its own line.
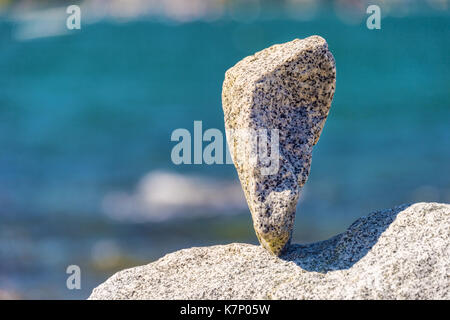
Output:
[0, 6, 449, 299]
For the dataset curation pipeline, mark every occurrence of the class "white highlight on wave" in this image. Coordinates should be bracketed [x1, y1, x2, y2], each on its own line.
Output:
[11, 7, 70, 41]
[9, 0, 224, 41]
[102, 170, 247, 222]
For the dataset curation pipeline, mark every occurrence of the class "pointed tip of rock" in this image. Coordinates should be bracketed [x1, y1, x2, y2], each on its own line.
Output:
[257, 231, 291, 256]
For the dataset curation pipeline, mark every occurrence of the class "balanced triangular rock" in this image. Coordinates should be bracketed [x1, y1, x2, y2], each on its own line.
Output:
[222, 36, 336, 255]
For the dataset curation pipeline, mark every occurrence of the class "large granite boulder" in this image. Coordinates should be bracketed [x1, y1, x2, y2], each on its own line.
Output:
[89, 202, 450, 300]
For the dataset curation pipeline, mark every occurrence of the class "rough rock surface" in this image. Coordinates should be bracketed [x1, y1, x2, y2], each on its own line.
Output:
[222, 36, 336, 255]
[89, 202, 450, 300]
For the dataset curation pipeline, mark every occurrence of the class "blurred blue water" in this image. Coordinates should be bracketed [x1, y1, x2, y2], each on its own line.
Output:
[0, 10, 449, 298]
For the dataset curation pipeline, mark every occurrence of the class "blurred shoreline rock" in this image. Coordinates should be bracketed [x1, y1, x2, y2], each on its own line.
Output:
[89, 202, 450, 300]
[0, 289, 22, 300]
[222, 36, 336, 255]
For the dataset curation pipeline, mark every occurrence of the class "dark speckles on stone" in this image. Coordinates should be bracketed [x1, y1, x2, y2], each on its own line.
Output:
[222, 36, 336, 256]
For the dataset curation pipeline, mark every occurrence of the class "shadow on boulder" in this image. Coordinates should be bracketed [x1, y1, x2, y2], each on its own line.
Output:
[281, 203, 412, 272]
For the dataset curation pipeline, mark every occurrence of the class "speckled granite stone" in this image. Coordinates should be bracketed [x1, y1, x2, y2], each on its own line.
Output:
[89, 203, 450, 300]
[221, 36, 336, 255]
